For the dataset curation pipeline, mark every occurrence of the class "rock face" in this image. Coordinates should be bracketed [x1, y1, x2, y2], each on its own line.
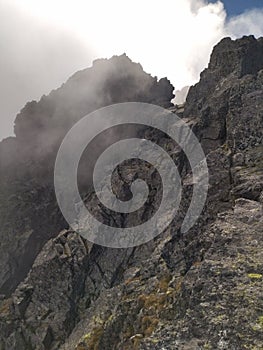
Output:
[0, 36, 262, 350]
[0, 54, 174, 296]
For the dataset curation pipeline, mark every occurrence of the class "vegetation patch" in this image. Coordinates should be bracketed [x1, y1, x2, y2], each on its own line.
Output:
[247, 273, 262, 280]
[0, 298, 12, 317]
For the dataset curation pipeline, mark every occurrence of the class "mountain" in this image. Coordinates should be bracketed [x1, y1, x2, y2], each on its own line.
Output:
[0, 36, 262, 350]
[0, 54, 174, 297]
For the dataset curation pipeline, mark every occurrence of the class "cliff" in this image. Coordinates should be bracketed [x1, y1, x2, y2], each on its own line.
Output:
[0, 36, 262, 350]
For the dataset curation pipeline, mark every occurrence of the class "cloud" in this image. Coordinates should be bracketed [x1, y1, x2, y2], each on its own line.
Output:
[0, 1, 95, 140]
[0, 0, 263, 140]
[226, 8, 263, 38]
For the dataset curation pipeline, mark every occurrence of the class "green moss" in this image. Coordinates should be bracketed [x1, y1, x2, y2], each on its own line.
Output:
[249, 273, 262, 279]
[203, 343, 212, 350]
[76, 314, 114, 350]
[81, 325, 104, 350]
[258, 316, 263, 327]
[251, 316, 263, 332]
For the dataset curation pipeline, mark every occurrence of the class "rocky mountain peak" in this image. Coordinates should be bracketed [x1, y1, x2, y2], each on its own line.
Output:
[13, 53, 174, 145]
[185, 35, 263, 117]
[0, 54, 175, 297]
[0, 36, 262, 350]
[210, 35, 263, 77]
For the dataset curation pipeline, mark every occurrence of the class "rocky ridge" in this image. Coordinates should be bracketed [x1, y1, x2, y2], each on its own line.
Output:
[0, 36, 262, 349]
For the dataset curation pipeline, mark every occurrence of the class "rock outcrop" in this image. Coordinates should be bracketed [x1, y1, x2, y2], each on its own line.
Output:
[0, 54, 174, 296]
[0, 36, 262, 350]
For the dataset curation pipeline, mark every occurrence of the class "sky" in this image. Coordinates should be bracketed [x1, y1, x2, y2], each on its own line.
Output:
[0, 0, 263, 140]
[211, 0, 263, 16]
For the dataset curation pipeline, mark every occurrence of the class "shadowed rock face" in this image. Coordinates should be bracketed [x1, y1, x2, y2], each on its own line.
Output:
[0, 36, 263, 350]
[0, 54, 174, 297]
[13, 55, 173, 148]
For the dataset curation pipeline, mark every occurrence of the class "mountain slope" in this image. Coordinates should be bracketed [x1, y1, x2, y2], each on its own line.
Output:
[0, 36, 262, 350]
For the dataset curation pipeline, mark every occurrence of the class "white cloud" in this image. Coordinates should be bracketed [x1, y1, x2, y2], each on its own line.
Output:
[6, 0, 227, 90]
[226, 8, 263, 39]
[0, 0, 263, 139]
[0, 1, 95, 140]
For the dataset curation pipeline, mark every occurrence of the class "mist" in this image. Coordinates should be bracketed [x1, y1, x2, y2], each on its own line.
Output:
[1, 0, 263, 140]
[0, 1, 95, 140]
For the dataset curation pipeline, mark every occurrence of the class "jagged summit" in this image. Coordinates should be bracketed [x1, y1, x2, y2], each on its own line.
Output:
[0, 54, 174, 297]
[13, 54, 174, 142]
[209, 35, 263, 77]
[185, 35, 263, 116]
